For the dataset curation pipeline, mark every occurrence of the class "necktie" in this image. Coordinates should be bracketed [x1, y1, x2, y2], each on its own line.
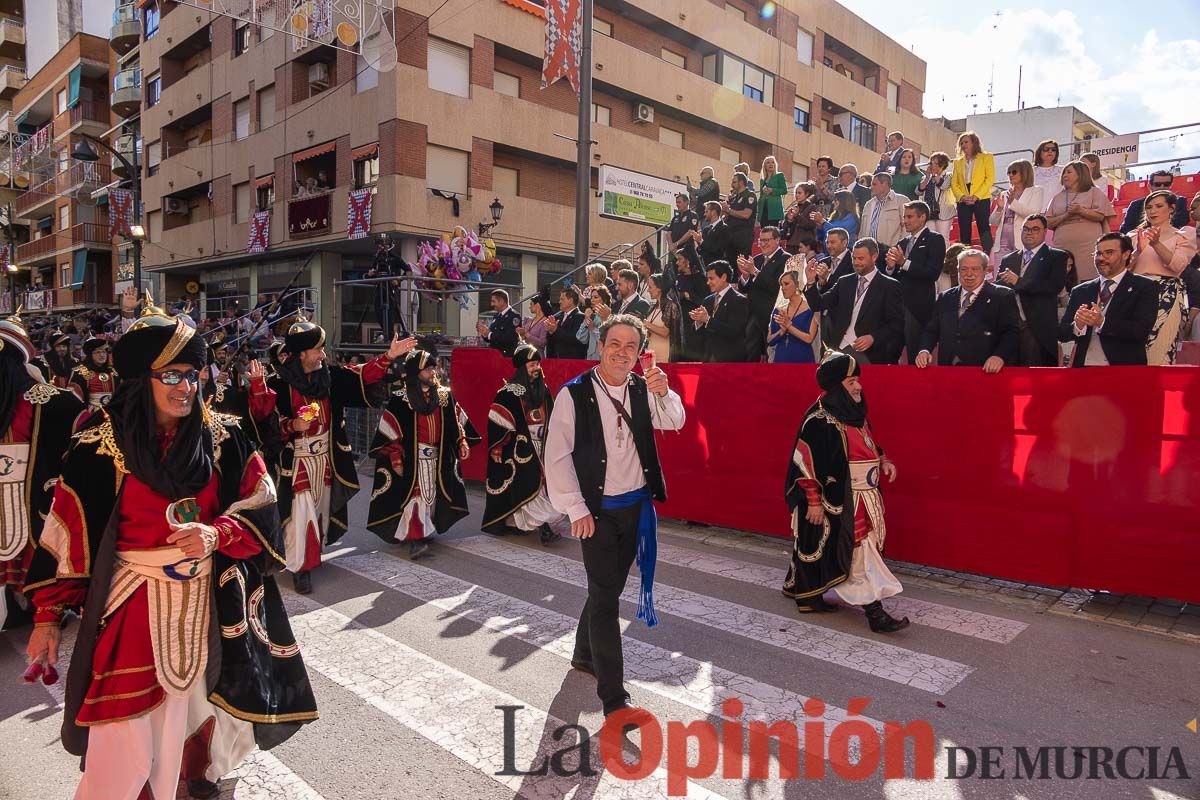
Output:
[1021, 249, 1033, 271]
[958, 289, 973, 318]
[870, 201, 882, 238]
[1099, 279, 1115, 305]
[712, 293, 721, 315]
[856, 276, 868, 302]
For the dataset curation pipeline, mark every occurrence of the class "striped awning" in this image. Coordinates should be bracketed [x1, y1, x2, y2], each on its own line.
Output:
[293, 141, 337, 163]
[351, 143, 378, 161]
[254, 174, 275, 189]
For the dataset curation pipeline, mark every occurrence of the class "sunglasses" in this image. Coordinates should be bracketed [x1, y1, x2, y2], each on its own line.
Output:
[151, 368, 201, 386]
[1151, 183, 1172, 189]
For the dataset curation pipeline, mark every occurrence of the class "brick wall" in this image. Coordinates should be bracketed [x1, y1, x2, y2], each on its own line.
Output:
[600, 9, 704, 76]
[273, 154, 290, 197]
[211, 175, 232, 217]
[775, 9, 799, 50]
[380, 120, 427, 179]
[492, 152, 575, 207]
[211, 93, 232, 141]
[470, 138, 493, 191]
[289, 61, 308, 105]
[211, 16, 233, 60]
[899, 80, 922, 116]
[470, 37, 494, 88]
[395, 9, 428, 70]
[774, 77, 795, 115]
[335, 134, 351, 187]
[160, 57, 186, 90]
[337, 48, 355, 88]
[274, 64, 290, 112]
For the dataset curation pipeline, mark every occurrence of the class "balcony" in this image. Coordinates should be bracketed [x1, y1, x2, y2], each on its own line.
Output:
[112, 135, 137, 178]
[16, 223, 111, 266]
[287, 191, 333, 239]
[0, 64, 25, 98]
[53, 98, 109, 139]
[0, 16, 23, 60]
[110, 3, 141, 56]
[111, 68, 142, 118]
[15, 161, 114, 219]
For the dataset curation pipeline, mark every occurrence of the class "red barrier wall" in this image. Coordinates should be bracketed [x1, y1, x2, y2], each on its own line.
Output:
[451, 348, 1200, 603]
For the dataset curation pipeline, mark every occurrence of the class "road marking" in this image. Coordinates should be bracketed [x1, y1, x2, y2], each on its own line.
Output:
[648, 540, 1029, 644]
[285, 593, 732, 800]
[441, 536, 973, 695]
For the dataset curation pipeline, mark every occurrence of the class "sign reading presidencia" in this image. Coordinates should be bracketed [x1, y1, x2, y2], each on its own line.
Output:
[1086, 133, 1139, 170]
[599, 165, 686, 227]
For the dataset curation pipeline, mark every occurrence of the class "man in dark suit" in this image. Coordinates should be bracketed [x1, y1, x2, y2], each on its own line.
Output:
[475, 289, 522, 357]
[545, 286, 588, 359]
[814, 228, 854, 287]
[1059, 232, 1158, 367]
[737, 226, 790, 362]
[803, 237, 905, 365]
[996, 213, 1069, 366]
[1119, 171, 1191, 233]
[837, 164, 872, 214]
[915, 249, 1020, 372]
[697, 201, 730, 268]
[688, 261, 750, 363]
[876, 132, 906, 174]
[883, 200, 946, 361]
[610, 268, 650, 319]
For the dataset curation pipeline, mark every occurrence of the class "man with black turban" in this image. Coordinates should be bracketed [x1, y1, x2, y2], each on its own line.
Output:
[367, 347, 481, 559]
[37, 330, 77, 388]
[0, 312, 83, 629]
[482, 344, 566, 545]
[248, 318, 414, 593]
[24, 299, 317, 800]
[69, 336, 118, 413]
[782, 351, 910, 633]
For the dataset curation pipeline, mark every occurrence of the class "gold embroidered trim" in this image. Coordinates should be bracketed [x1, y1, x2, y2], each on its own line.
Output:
[73, 366, 94, 380]
[82, 684, 160, 704]
[150, 318, 196, 371]
[23, 383, 59, 405]
[371, 467, 392, 500]
[74, 414, 128, 475]
[92, 665, 156, 680]
[207, 692, 319, 724]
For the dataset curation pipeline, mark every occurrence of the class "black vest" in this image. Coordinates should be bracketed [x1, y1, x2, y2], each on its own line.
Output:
[565, 370, 667, 518]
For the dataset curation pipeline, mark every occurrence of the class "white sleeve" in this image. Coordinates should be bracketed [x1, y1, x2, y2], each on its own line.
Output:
[649, 387, 686, 431]
[544, 387, 590, 523]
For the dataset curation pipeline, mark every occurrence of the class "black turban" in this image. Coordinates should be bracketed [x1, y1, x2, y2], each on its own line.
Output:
[815, 351, 860, 392]
[112, 315, 207, 379]
[82, 337, 110, 358]
[512, 343, 540, 369]
[404, 348, 437, 379]
[285, 320, 325, 354]
[815, 352, 866, 428]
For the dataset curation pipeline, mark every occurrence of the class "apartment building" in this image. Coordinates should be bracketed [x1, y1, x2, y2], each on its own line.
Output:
[138, 0, 957, 344]
[0, 0, 25, 312]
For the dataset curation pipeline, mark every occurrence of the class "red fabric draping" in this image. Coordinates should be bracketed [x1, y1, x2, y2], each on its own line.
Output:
[452, 348, 1200, 603]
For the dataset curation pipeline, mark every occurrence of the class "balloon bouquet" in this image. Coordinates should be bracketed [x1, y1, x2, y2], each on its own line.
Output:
[414, 226, 502, 309]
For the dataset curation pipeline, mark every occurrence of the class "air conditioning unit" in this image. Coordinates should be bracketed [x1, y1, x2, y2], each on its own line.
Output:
[164, 197, 188, 215]
[634, 103, 655, 124]
[308, 62, 330, 90]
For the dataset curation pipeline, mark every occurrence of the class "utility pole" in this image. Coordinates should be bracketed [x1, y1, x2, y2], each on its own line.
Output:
[572, 0, 594, 270]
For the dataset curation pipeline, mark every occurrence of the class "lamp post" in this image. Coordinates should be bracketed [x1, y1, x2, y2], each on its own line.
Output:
[477, 197, 504, 238]
[71, 132, 144, 294]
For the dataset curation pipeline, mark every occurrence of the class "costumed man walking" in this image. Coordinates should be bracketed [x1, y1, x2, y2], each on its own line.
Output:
[69, 336, 118, 413]
[482, 344, 566, 545]
[544, 314, 686, 718]
[24, 299, 318, 800]
[0, 312, 84, 630]
[782, 351, 910, 633]
[38, 330, 77, 388]
[367, 348, 481, 559]
[248, 319, 414, 594]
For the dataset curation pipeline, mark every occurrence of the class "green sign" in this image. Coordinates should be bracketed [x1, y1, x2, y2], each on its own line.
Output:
[598, 165, 686, 228]
[602, 192, 674, 226]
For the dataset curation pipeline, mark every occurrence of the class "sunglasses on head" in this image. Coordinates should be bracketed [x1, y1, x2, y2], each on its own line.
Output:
[151, 368, 200, 386]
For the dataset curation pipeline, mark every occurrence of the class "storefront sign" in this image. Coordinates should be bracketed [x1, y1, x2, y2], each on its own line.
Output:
[598, 165, 686, 227]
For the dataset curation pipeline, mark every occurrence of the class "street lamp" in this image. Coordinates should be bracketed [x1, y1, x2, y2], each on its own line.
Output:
[72, 133, 143, 295]
[477, 197, 504, 237]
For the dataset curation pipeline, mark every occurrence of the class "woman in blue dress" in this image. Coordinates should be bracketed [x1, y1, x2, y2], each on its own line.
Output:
[813, 189, 860, 246]
[768, 269, 819, 363]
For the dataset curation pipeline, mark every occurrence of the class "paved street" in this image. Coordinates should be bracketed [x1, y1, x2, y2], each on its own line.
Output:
[2, 486, 1197, 800]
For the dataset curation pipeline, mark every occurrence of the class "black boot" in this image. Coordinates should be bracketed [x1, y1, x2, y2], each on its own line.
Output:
[539, 524, 562, 546]
[409, 538, 431, 560]
[292, 571, 312, 595]
[864, 601, 909, 633]
[794, 595, 838, 613]
[187, 779, 220, 799]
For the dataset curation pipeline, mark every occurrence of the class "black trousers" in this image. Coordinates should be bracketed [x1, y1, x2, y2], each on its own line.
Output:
[725, 228, 755, 265]
[956, 198, 994, 252]
[903, 310, 929, 364]
[572, 504, 641, 714]
[1019, 321, 1057, 366]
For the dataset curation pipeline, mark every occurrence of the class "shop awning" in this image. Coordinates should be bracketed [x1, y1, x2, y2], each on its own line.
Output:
[352, 143, 378, 161]
[293, 141, 336, 163]
[254, 174, 275, 189]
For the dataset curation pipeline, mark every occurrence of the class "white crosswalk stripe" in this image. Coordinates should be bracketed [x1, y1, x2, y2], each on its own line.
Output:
[441, 536, 974, 694]
[284, 593, 733, 800]
[651, 539, 1029, 643]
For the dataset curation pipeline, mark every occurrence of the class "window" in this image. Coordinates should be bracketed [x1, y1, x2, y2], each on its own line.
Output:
[234, 183, 251, 223]
[593, 18, 612, 37]
[591, 103, 610, 126]
[725, 4, 746, 22]
[823, 56, 833, 68]
[742, 63, 774, 105]
[793, 97, 810, 131]
[705, 52, 773, 106]
[234, 23, 251, 56]
[356, 55, 378, 92]
[256, 180, 275, 211]
[234, 98, 250, 140]
[146, 141, 161, 176]
[58, 205, 70, 231]
[494, 71, 519, 98]
[60, 263, 71, 288]
[493, 166, 519, 197]
[426, 145, 468, 194]
[793, 163, 808, 183]
[144, 4, 160, 38]
[427, 38, 470, 98]
[146, 73, 161, 108]
[720, 146, 740, 165]
[797, 29, 814, 65]
[259, 16, 275, 41]
[56, 89, 68, 115]
[661, 49, 685, 69]
[659, 126, 683, 148]
[354, 151, 380, 189]
[257, 85, 275, 130]
[887, 81, 899, 112]
[848, 115, 877, 149]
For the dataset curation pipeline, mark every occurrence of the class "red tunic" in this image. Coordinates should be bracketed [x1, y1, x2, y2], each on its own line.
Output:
[0, 397, 34, 587]
[31, 441, 268, 726]
[793, 424, 882, 547]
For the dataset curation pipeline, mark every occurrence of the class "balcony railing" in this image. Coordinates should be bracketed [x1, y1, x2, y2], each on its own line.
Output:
[69, 99, 109, 127]
[16, 223, 111, 263]
[0, 17, 23, 39]
[112, 3, 137, 25]
[114, 68, 142, 91]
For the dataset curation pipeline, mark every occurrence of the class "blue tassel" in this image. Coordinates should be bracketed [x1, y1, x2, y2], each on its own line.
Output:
[602, 487, 660, 629]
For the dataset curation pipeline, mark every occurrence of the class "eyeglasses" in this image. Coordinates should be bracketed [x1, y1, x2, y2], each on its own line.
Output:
[1007, 170, 1020, 176]
[1151, 182, 1172, 189]
[151, 369, 200, 386]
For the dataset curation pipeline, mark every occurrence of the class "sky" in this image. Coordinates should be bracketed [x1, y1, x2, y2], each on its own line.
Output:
[834, 0, 1200, 176]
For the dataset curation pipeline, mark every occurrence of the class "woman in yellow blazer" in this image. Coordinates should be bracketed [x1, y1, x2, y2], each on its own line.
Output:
[950, 131, 996, 253]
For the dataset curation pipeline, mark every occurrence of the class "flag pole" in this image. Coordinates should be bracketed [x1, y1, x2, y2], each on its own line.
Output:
[573, 0, 594, 270]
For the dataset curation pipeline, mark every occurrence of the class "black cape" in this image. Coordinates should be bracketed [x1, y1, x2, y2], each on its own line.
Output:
[482, 382, 553, 530]
[24, 413, 318, 757]
[366, 385, 481, 539]
[14, 383, 84, 550]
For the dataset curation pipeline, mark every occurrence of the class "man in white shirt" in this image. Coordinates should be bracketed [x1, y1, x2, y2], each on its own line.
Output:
[860, 173, 905, 263]
[544, 314, 685, 720]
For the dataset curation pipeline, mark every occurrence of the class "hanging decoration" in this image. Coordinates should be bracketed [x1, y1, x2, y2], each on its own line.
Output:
[540, 0, 582, 95]
[413, 226, 498, 309]
[247, 211, 271, 253]
[108, 189, 134, 238]
[347, 188, 373, 240]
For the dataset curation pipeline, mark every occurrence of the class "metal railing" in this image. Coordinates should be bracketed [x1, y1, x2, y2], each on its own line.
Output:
[113, 68, 141, 91]
[112, 3, 138, 25]
[16, 223, 110, 263]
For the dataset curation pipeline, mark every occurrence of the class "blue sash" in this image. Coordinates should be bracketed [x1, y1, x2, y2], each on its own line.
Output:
[601, 487, 659, 628]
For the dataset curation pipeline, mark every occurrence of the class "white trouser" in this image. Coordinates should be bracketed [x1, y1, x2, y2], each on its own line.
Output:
[185, 687, 256, 783]
[509, 490, 566, 531]
[832, 526, 903, 607]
